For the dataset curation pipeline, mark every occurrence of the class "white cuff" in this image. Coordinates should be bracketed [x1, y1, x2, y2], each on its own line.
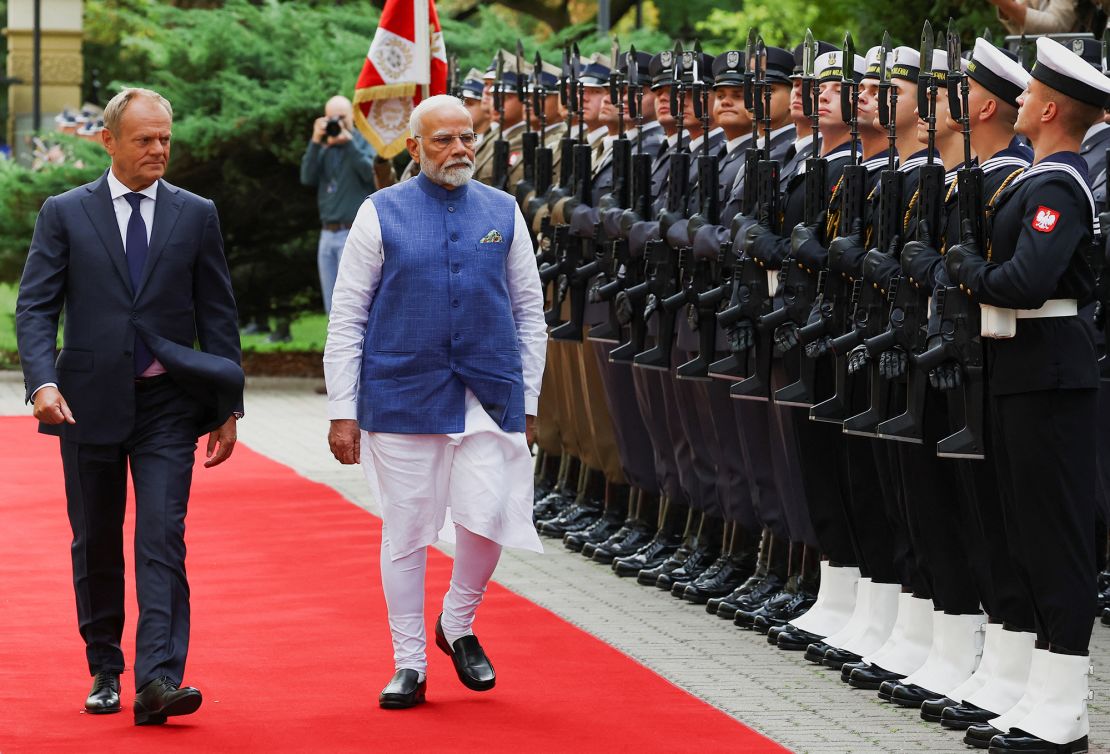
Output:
[30, 382, 58, 401]
[327, 400, 359, 421]
[525, 395, 539, 416]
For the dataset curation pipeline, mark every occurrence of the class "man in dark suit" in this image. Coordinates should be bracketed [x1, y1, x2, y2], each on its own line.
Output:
[15, 87, 243, 726]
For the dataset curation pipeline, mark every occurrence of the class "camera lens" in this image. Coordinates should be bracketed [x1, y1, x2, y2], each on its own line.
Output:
[325, 118, 342, 137]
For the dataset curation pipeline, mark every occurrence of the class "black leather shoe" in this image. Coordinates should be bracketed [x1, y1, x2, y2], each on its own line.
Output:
[823, 646, 862, 670]
[665, 547, 717, 596]
[533, 491, 571, 523]
[435, 615, 495, 691]
[804, 641, 832, 664]
[133, 677, 202, 726]
[593, 526, 654, 564]
[1102, 606, 1110, 626]
[754, 591, 816, 633]
[583, 524, 631, 559]
[890, 682, 941, 708]
[684, 556, 754, 605]
[378, 669, 427, 710]
[941, 702, 1000, 730]
[612, 536, 679, 577]
[920, 696, 957, 722]
[840, 660, 868, 683]
[85, 671, 121, 714]
[965, 724, 1005, 749]
[565, 517, 622, 552]
[729, 574, 786, 618]
[735, 589, 794, 629]
[640, 545, 693, 587]
[877, 678, 899, 701]
[712, 573, 769, 619]
[775, 626, 823, 651]
[987, 730, 1088, 753]
[848, 663, 903, 690]
[538, 503, 601, 536]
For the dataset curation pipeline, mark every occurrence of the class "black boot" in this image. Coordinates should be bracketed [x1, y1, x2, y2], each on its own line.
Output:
[684, 522, 759, 604]
[534, 454, 577, 522]
[657, 513, 716, 592]
[730, 536, 791, 627]
[565, 483, 630, 551]
[637, 508, 698, 587]
[755, 543, 817, 634]
[612, 497, 684, 576]
[539, 467, 605, 537]
[593, 492, 659, 563]
[711, 528, 772, 618]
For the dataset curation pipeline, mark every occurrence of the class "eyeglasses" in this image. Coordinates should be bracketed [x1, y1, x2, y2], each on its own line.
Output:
[414, 131, 482, 149]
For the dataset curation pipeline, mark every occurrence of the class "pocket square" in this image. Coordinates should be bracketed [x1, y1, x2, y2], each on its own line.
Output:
[479, 229, 504, 244]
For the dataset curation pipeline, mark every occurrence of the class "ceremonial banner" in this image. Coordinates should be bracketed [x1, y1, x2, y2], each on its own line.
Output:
[353, 0, 447, 158]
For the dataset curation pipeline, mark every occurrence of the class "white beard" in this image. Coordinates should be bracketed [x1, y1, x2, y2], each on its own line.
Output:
[419, 145, 475, 188]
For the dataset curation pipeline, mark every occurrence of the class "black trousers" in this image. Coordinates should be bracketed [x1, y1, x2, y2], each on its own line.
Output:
[703, 380, 759, 529]
[992, 388, 1098, 652]
[669, 352, 722, 517]
[897, 390, 983, 615]
[62, 375, 201, 688]
[769, 358, 818, 546]
[631, 349, 680, 501]
[590, 341, 658, 493]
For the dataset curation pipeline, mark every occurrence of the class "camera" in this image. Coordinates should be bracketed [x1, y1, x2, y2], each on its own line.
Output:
[324, 116, 344, 138]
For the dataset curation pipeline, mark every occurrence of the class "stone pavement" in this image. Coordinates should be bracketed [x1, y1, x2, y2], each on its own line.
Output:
[3, 370, 1109, 753]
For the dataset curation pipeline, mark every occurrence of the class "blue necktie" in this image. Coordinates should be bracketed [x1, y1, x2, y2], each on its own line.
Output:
[124, 192, 155, 376]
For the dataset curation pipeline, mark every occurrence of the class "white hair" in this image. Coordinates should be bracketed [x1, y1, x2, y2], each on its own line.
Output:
[409, 94, 471, 138]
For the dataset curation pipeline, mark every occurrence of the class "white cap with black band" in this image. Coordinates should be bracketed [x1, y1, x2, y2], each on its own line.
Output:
[966, 37, 1030, 109]
[1030, 36, 1110, 109]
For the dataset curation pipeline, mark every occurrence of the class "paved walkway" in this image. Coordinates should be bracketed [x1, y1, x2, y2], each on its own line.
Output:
[3, 371, 1108, 753]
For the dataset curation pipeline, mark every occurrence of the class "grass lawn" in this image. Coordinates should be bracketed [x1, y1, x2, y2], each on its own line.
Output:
[0, 281, 327, 369]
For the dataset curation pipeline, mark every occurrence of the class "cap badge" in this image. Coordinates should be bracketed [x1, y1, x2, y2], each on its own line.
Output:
[661, 50, 673, 67]
[727, 51, 740, 68]
[1073, 39, 1085, 54]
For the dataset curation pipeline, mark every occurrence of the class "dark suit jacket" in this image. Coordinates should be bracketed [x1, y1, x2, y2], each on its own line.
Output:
[16, 170, 244, 444]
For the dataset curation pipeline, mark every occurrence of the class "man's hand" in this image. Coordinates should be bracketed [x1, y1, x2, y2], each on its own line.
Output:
[312, 117, 328, 144]
[526, 415, 535, 446]
[329, 419, 361, 465]
[204, 415, 237, 468]
[32, 386, 75, 425]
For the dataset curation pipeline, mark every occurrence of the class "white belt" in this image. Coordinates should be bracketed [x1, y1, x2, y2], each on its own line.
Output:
[767, 269, 780, 297]
[1015, 299, 1077, 319]
[981, 299, 1077, 339]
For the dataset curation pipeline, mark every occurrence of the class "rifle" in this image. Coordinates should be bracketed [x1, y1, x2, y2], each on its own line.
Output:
[551, 45, 603, 343]
[532, 51, 554, 198]
[838, 31, 903, 437]
[710, 29, 763, 381]
[514, 41, 539, 207]
[674, 42, 723, 380]
[730, 36, 781, 400]
[543, 45, 591, 333]
[491, 52, 511, 192]
[911, 23, 986, 459]
[806, 32, 866, 423]
[874, 21, 943, 443]
[589, 41, 633, 343]
[609, 47, 655, 362]
[447, 54, 460, 99]
[773, 30, 827, 406]
[634, 42, 690, 371]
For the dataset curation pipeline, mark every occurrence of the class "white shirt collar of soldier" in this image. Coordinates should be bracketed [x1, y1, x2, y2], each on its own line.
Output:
[688, 133, 706, 152]
[587, 125, 609, 146]
[767, 123, 794, 143]
[501, 120, 526, 139]
[793, 133, 816, 156]
[666, 132, 679, 149]
[726, 134, 752, 154]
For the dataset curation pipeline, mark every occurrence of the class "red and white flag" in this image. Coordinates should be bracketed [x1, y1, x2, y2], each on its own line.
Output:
[353, 0, 447, 158]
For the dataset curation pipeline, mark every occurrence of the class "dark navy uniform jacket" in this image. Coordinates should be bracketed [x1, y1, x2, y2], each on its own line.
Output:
[964, 152, 1100, 395]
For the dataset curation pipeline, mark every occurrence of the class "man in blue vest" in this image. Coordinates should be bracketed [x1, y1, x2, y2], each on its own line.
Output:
[324, 94, 547, 710]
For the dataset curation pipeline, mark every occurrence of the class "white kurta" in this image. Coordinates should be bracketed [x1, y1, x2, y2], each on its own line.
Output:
[324, 186, 547, 561]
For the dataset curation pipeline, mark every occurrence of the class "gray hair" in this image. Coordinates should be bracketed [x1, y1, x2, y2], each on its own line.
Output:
[409, 94, 470, 138]
[103, 88, 173, 134]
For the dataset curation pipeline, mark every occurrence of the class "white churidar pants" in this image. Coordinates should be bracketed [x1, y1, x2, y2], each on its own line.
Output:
[362, 390, 543, 672]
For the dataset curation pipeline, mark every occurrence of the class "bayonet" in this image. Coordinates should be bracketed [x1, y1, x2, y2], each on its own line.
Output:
[842, 31, 861, 165]
[610, 37, 625, 138]
[533, 50, 546, 133]
[572, 43, 584, 142]
[743, 29, 757, 112]
[516, 40, 531, 133]
[1102, 26, 1110, 74]
[878, 31, 896, 173]
[919, 20, 936, 165]
[447, 54, 458, 99]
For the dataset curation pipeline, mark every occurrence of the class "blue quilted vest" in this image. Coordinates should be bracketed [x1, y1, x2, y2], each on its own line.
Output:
[357, 173, 525, 434]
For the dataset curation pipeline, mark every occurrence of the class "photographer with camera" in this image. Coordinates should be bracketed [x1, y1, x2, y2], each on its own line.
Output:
[300, 95, 380, 317]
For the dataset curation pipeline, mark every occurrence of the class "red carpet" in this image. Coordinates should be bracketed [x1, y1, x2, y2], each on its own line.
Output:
[0, 416, 785, 752]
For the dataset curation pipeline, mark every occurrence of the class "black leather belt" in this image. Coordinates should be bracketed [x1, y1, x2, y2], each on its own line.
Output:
[134, 373, 172, 389]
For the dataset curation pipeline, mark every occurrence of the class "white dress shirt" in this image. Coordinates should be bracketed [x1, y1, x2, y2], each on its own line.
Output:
[324, 188, 547, 423]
